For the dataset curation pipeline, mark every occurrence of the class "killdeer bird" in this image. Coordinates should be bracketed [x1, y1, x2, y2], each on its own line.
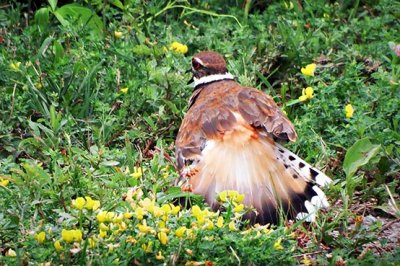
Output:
[175, 51, 332, 224]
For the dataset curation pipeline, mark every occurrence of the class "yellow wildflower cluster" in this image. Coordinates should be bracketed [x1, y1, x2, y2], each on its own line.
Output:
[120, 87, 129, 94]
[114, 31, 123, 39]
[298, 87, 314, 102]
[218, 190, 245, 204]
[301, 63, 316, 77]
[72, 196, 101, 211]
[298, 63, 317, 103]
[191, 205, 215, 226]
[54, 240, 63, 252]
[0, 177, 10, 186]
[161, 165, 170, 179]
[345, 104, 354, 118]
[169, 41, 188, 54]
[34, 231, 46, 244]
[95, 209, 130, 238]
[61, 229, 83, 243]
[131, 166, 143, 179]
[241, 223, 273, 237]
[273, 237, 284, 250]
[9, 62, 21, 71]
[29, 184, 290, 262]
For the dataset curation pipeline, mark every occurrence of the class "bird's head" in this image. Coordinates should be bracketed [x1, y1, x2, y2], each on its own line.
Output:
[190, 51, 234, 88]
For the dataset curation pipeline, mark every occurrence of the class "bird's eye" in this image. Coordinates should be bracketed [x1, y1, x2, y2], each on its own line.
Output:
[192, 59, 202, 70]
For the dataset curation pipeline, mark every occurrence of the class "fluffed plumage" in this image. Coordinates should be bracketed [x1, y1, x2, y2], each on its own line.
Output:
[175, 51, 331, 224]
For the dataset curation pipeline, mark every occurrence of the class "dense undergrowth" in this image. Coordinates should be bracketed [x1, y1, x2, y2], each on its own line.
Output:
[0, 0, 399, 265]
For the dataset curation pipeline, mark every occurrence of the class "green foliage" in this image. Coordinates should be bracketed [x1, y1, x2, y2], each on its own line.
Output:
[0, 0, 399, 264]
[343, 138, 381, 178]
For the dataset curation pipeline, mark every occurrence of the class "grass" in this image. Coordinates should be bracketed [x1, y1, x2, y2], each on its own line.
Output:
[0, 0, 399, 264]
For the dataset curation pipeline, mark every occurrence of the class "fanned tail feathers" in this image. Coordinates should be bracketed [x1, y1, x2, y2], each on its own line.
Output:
[181, 131, 332, 224]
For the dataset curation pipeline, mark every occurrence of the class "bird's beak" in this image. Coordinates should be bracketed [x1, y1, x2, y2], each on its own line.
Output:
[187, 76, 194, 85]
[186, 68, 194, 85]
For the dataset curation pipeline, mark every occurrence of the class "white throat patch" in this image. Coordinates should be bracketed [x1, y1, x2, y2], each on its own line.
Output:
[193, 72, 234, 87]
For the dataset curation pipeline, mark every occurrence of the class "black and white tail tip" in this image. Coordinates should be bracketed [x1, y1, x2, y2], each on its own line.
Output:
[275, 143, 332, 222]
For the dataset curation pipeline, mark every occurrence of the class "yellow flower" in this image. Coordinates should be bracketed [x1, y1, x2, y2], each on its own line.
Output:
[171, 205, 181, 215]
[135, 207, 145, 220]
[233, 204, 244, 213]
[131, 166, 142, 179]
[186, 249, 193, 256]
[169, 41, 188, 54]
[73, 229, 83, 242]
[61, 229, 82, 243]
[205, 219, 214, 230]
[156, 251, 165, 260]
[158, 231, 168, 245]
[301, 63, 316, 76]
[301, 255, 312, 266]
[106, 212, 115, 222]
[99, 230, 107, 238]
[175, 226, 186, 238]
[118, 221, 127, 231]
[299, 87, 314, 102]
[84, 196, 97, 210]
[10, 62, 21, 71]
[88, 237, 96, 248]
[61, 229, 74, 243]
[99, 223, 109, 231]
[124, 212, 133, 219]
[113, 213, 124, 223]
[153, 206, 164, 217]
[161, 204, 172, 214]
[191, 205, 202, 218]
[274, 238, 284, 250]
[35, 231, 46, 244]
[120, 87, 128, 94]
[85, 196, 94, 209]
[228, 221, 237, 231]
[235, 193, 245, 203]
[92, 200, 101, 211]
[216, 216, 224, 228]
[126, 235, 137, 244]
[35, 82, 43, 89]
[72, 197, 86, 210]
[6, 248, 17, 257]
[345, 104, 354, 118]
[138, 221, 154, 234]
[54, 240, 63, 252]
[97, 211, 108, 223]
[114, 31, 123, 39]
[227, 190, 238, 198]
[218, 190, 244, 203]
[0, 178, 10, 186]
[141, 241, 153, 253]
[218, 191, 228, 202]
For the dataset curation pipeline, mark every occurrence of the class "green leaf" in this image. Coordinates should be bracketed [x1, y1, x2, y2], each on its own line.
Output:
[53, 40, 64, 62]
[37, 36, 54, 58]
[343, 138, 381, 177]
[111, 0, 124, 9]
[127, 177, 138, 186]
[48, 0, 58, 11]
[143, 116, 156, 130]
[54, 4, 104, 39]
[34, 7, 50, 31]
